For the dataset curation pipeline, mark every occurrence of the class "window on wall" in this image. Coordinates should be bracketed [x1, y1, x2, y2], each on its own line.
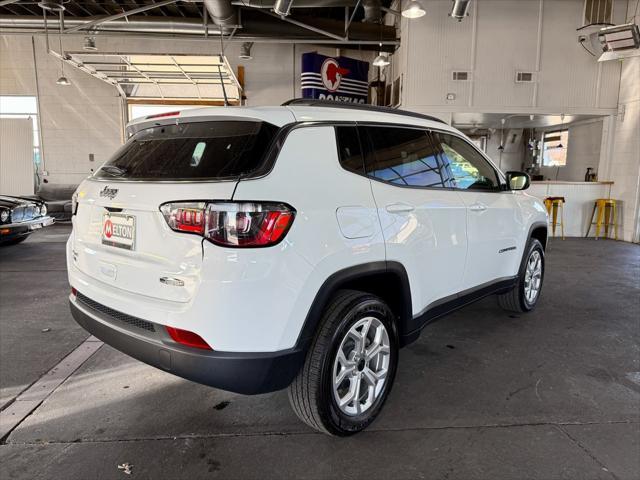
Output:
[542, 130, 569, 167]
[0, 96, 41, 167]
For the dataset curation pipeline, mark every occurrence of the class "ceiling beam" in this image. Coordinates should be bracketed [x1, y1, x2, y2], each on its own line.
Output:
[64, 0, 181, 33]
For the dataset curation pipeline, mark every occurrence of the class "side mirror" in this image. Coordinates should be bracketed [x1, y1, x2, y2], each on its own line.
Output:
[506, 171, 531, 191]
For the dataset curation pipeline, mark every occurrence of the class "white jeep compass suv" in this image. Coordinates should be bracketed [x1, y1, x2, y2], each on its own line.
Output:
[67, 100, 548, 436]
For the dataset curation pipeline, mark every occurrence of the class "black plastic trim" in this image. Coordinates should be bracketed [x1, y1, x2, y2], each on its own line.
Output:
[70, 299, 306, 395]
[294, 261, 412, 347]
[400, 276, 518, 346]
[282, 98, 447, 125]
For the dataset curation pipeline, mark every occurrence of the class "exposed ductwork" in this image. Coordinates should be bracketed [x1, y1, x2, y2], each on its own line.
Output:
[362, 0, 382, 24]
[232, 0, 356, 6]
[273, 0, 293, 17]
[0, 14, 398, 50]
[449, 0, 471, 22]
[203, 0, 238, 29]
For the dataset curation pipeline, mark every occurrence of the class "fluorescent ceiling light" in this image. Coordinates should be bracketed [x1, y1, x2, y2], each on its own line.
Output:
[402, 0, 426, 19]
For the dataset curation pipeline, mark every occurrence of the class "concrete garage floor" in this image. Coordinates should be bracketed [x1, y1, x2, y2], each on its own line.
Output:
[1, 225, 638, 480]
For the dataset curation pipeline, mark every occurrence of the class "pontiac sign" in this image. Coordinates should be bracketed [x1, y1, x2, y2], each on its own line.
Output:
[301, 53, 370, 104]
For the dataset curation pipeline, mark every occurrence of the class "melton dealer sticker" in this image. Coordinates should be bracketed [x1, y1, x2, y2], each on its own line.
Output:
[102, 213, 136, 250]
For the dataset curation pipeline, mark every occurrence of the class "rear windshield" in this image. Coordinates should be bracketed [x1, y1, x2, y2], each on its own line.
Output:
[94, 120, 278, 180]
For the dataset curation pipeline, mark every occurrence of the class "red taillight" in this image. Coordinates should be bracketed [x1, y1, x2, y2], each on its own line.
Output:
[174, 207, 205, 234]
[165, 326, 212, 350]
[71, 287, 78, 297]
[146, 111, 180, 120]
[160, 201, 295, 248]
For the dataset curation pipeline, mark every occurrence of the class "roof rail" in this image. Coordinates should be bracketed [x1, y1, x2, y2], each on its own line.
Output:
[281, 99, 447, 125]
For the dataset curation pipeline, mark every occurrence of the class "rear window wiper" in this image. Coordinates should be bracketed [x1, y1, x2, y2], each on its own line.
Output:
[100, 165, 128, 177]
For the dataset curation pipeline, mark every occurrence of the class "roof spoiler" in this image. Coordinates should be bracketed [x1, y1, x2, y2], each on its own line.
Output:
[281, 99, 447, 125]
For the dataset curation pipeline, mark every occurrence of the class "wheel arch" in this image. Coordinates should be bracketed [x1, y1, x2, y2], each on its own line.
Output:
[295, 261, 413, 351]
[528, 222, 548, 251]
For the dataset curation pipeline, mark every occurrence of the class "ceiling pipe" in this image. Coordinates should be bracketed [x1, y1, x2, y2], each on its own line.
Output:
[233, 0, 355, 6]
[273, 0, 293, 16]
[449, 0, 471, 22]
[362, 0, 382, 23]
[203, 0, 238, 29]
[0, 15, 398, 50]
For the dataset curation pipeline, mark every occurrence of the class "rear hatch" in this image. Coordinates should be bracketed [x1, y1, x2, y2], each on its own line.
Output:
[71, 119, 278, 303]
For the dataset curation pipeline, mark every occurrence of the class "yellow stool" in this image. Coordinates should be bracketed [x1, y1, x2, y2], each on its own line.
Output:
[586, 199, 618, 240]
[544, 197, 565, 240]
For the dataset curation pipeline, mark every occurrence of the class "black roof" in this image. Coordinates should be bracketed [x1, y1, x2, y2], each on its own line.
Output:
[282, 99, 447, 125]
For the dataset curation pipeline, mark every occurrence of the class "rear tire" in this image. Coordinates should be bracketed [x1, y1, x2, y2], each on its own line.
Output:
[288, 289, 398, 436]
[498, 238, 545, 313]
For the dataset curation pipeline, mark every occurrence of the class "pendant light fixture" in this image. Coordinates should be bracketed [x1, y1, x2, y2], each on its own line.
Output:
[373, 52, 390, 67]
[556, 113, 566, 149]
[402, 0, 426, 19]
[55, 10, 70, 86]
[497, 118, 506, 151]
[373, 25, 390, 69]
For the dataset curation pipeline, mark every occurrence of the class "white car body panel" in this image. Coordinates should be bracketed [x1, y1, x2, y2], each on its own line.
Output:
[369, 180, 467, 314]
[67, 105, 547, 357]
[231, 125, 385, 350]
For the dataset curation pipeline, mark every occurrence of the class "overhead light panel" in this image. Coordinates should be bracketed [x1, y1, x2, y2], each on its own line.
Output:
[402, 0, 426, 19]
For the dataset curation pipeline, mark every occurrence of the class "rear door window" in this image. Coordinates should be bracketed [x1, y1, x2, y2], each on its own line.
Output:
[361, 126, 452, 188]
[95, 121, 278, 180]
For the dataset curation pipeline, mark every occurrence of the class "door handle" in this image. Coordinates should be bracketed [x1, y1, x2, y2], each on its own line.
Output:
[386, 203, 415, 214]
[469, 202, 488, 212]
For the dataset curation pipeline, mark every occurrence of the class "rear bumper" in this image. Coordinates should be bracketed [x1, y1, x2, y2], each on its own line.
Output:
[0, 216, 54, 242]
[69, 296, 306, 395]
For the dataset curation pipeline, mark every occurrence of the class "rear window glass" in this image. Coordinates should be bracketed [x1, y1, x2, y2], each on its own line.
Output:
[95, 121, 278, 180]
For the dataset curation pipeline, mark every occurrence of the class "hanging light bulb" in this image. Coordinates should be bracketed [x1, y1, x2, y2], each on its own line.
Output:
[56, 10, 71, 86]
[557, 113, 565, 148]
[373, 53, 390, 67]
[498, 117, 505, 150]
[402, 0, 426, 18]
[373, 42, 390, 67]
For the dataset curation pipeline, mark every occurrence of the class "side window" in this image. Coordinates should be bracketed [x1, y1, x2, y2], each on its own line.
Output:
[335, 126, 365, 175]
[435, 132, 500, 191]
[362, 126, 451, 188]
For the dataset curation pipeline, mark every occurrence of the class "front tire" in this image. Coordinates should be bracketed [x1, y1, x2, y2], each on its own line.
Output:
[498, 238, 545, 312]
[288, 290, 398, 436]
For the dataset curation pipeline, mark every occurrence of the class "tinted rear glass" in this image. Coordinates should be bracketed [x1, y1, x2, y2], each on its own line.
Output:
[95, 121, 278, 180]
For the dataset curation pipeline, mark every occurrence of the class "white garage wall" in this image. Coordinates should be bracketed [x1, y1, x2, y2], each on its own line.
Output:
[0, 34, 374, 185]
[599, 58, 640, 243]
[393, 0, 626, 116]
[0, 118, 34, 195]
